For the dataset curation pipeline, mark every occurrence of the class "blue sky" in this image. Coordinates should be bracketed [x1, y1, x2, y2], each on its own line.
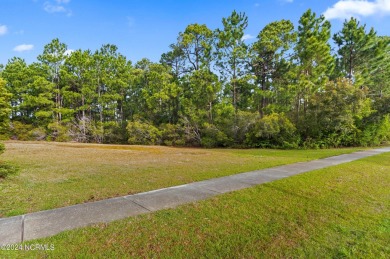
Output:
[1, 0, 390, 65]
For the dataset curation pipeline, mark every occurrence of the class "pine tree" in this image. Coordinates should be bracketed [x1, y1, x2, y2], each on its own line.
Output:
[0, 78, 12, 134]
[293, 9, 334, 136]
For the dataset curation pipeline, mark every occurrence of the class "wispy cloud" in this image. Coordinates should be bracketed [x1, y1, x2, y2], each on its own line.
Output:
[279, 0, 293, 4]
[324, 0, 390, 20]
[44, 3, 66, 13]
[44, 0, 72, 16]
[13, 44, 34, 52]
[0, 24, 8, 36]
[242, 34, 255, 41]
[14, 30, 25, 35]
[127, 16, 135, 28]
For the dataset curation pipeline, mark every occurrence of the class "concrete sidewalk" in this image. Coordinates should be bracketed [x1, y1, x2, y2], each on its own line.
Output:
[1, 147, 389, 245]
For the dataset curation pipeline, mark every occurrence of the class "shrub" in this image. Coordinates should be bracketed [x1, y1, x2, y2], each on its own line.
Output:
[127, 120, 161, 145]
[200, 123, 231, 148]
[9, 122, 47, 141]
[28, 127, 47, 141]
[0, 162, 18, 179]
[0, 142, 4, 155]
[103, 121, 128, 144]
[0, 143, 18, 179]
[160, 123, 185, 146]
[10, 121, 34, 140]
[246, 113, 299, 148]
[47, 122, 70, 142]
[359, 114, 390, 146]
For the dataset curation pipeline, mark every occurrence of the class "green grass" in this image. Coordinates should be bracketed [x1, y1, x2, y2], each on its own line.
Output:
[0, 141, 363, 217]
[1, 151, 389, 258]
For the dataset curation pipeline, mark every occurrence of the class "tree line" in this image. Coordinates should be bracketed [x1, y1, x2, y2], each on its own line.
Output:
[0, 9, 389, 148]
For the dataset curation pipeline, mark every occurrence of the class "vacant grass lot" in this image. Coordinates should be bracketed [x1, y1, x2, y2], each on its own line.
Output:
[1, 150, 389, 258]
[0, 141, 363, 217]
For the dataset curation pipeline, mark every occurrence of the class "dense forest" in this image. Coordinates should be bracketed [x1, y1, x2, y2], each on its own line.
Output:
[0, 9, 389, 148]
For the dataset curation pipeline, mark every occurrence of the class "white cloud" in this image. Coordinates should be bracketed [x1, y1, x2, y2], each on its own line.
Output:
[254, 3, 260, 7]
[44, 1, 72, 16]
[242, 34, 255, 41]
[324, 0, 390, 20]
[13, 44, 34, 52]
[64, 49, 74, 56]
[0, 24, 8, 36]
[44, 3, 66, 13]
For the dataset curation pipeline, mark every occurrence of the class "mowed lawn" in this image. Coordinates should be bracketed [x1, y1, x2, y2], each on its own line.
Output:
[1, 150, 389, 258]
[0, 141, 363, 217]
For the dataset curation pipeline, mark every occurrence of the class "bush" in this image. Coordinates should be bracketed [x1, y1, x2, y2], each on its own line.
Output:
[200, 123, 231, 148]
[160, 123, 185, 146]
[0, 143, 18, 179]
[9, 122, 47, 141]
[28, 127, 47, 141]
[127, 120, 161, 145]
[47, 122, 70, 142]
[10, 121, 34, 140]
[0, 162, 18, 179]
[246, 113, 299, 148]
[358, 115, 390, 146]
[103, 121, 128, 144]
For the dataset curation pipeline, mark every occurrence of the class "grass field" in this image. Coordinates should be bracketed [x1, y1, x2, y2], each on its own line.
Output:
[1, 148, 388, 258]
[0, 141, 363, 217]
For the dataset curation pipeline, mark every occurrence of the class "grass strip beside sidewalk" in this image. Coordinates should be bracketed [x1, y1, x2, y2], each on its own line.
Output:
[2, 151, 389, 258]
[0, 141, 363, 217]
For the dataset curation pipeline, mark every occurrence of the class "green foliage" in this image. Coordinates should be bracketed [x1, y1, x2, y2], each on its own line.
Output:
[200, 122, 231, 148]
[9, 121, 47, 141]
[215, 10, 250, 112]
[160, 123, 185, 146]
[358, 115, 390, 146]
[246, 113, 298, 148]
[292, 9, 335, 133]
[304, 78, 368, 147]
[66, 119, 105, 144]
[333, 18, 377, 81]
[10, 121, 33, 140]
[251, 19, 296, 116]
[2, 58, 32, 123]
[0, 163, 11, 180]
[47, 122, 71, 142]
[0, 143, 18, 179]
[179, 23, 213, 71]
[127, 120, 161, 145]
[102, 122, 128, 144]
[0, 162, 18, 179]
[1, 9, 389, 148]
[0, 78, 12, 133]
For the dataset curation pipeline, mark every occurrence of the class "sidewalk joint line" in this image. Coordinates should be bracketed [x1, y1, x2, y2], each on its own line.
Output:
[129, 200, 152, 212]
[21, 215, 25, 243]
